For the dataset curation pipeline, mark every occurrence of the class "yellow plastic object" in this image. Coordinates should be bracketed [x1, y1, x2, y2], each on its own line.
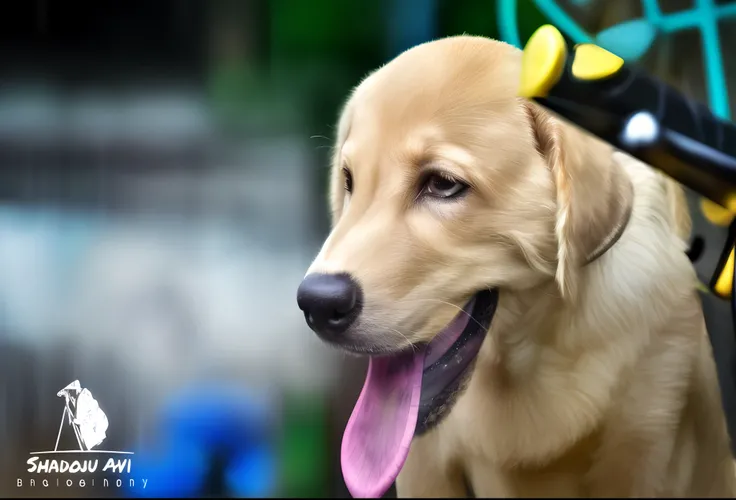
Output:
[571, 44, 624, 81]
[713, 247, 735, 299]
[701, 197, 736, 226]
[519, 24, 567, 99]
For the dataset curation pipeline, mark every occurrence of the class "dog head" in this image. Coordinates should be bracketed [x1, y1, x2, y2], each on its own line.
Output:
[298, 36, 633, 355]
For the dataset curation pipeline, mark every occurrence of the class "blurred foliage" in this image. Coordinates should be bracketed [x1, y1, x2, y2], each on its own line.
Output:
[269, 1, 384, 58]
[279, 392, 330, 498]
[439, 0, 552, 48]
[441, 0, 500, 38]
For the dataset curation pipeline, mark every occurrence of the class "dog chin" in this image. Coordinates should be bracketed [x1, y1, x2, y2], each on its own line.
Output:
[326, 336, 415, 357]
[334, 343, 404, 357]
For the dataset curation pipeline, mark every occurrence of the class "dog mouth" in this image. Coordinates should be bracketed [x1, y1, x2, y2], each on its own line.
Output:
[340, 288, 499, 499]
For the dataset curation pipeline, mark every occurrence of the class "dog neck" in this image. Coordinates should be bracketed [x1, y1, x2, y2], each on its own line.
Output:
[477, 178, 635, 386]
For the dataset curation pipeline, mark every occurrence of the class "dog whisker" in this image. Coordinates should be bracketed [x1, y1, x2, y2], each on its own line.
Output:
[384, 327, 419, 353]
[358, 318, 422, 353]
[396, 298, 487, 332]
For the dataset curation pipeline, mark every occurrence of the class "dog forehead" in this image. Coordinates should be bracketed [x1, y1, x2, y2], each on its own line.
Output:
[343, 41, 523, 147]
[355, 37, 520, 104]
[341, 117, 441, 164]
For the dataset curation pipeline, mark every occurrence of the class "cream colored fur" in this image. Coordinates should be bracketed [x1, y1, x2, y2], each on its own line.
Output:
[309, 36, 735, 497]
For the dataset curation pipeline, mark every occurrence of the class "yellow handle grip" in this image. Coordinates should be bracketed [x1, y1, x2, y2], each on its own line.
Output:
[701, 197, 736, 227]
[570, 44, 624, 81]
[519, 25, 625, 99]
[713, 247, 735, 299]
[519, 24, 567, 98]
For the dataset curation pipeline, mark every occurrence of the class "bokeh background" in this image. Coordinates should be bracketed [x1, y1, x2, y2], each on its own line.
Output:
[1, 0, 736, 498]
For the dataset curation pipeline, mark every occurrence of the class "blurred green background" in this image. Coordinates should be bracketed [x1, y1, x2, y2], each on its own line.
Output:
[1, 0, 735, 498]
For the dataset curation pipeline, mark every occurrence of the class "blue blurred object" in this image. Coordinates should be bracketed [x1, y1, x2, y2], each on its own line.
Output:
[162, 384, 275, 453]
[125, 383, 278, 498]
[226, 444, 277, 497]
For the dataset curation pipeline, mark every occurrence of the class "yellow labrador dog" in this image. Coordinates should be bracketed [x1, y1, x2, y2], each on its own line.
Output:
[296, 36, 736, 497]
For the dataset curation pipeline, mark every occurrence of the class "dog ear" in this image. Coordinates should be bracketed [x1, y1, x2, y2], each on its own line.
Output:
[524, 101, 634, 300]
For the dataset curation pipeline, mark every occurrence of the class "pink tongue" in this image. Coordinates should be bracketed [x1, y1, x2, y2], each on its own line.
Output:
[340, 349, 425, 498]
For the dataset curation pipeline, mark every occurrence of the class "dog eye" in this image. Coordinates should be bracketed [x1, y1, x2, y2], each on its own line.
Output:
[422, 173, 468, 199]
[343, 168, 353, 193]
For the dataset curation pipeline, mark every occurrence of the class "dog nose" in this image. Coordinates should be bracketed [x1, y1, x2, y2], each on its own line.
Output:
[297, 273, 362, 339]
